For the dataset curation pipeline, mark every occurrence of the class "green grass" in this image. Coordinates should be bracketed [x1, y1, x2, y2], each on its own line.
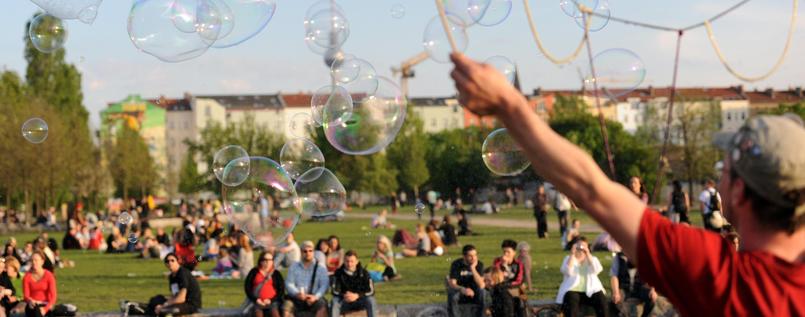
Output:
[1, 216, 615, 312]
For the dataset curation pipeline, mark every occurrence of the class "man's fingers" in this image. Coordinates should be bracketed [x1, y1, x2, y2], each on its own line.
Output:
[450, 53, 481, 77]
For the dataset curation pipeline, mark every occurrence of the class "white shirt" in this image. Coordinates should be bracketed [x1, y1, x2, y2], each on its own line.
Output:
[698, 188, 721, 215]
[554, 192, 572, 212]
[556, 255, 606, 304]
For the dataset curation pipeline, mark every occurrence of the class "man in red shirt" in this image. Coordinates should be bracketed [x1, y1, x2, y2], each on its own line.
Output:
[448, 52, 805, 316]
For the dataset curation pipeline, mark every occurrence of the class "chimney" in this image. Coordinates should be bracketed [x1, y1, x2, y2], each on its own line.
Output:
[795, 87, 803, 98]
[648, 86, 655, 97]
[184, 92, 193, 101]
[532, 88, 542, 97]
[733, 85, 744, 94]
[765, 88, 775, 99]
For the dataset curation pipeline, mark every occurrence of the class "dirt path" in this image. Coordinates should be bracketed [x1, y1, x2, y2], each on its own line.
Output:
[346, 212, 603, 233]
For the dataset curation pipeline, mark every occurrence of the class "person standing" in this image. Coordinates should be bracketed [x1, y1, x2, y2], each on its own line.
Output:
[449, 53, 805, 316]
[533, 184, 549, 239]
[629, 176, 649, 204]
[698, 179, 722, 232]
[330, 251, 377, 317]
[667, 180, 690, 224]
[284, 241, 328, 317]
[553, 190, 572, 237]
[446, 245, 486, 317]
[244, 251, 284, 317]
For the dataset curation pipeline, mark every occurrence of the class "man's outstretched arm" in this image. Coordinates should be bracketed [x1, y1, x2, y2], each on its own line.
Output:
[450, 53, 646, 261]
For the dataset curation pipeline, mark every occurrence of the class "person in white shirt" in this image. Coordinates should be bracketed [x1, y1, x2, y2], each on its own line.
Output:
[698, 179, 722, 232]
[556, 237, 608, 317]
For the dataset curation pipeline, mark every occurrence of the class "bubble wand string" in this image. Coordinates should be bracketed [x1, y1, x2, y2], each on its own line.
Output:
[434, 0, 459, 53]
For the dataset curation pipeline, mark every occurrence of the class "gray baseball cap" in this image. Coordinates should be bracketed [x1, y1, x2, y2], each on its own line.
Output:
[713, 114, 805, 218]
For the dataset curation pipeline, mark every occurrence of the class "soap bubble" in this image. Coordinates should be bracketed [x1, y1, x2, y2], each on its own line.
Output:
[128, 0, 222, 62]
[324, 76, 406, 155]
[423, 14, 469, 63]
[330, 56, 376, 85]
[222, 156, 301, 247]
[311, 85, 353, 126]
[469, 0, 512, 26]
[128, 233, 138, 244]
[391, 4, 406, 19]
[294, 167, 346, 218]
[305, 9, 350, 50]
[29, 0, 103, 24]
[415, 202, 426, 216]
[170, 0, 234, 41]
[213, 145, 250, 186]
[119, 212, 133, 225]
[21, 117, 49, 144]
[485, 56, 516, 84]
[29, 14, 67, 54]
[289, 112, 318, 138]
[560, 0, 598, 18]
[211, 0, 276, 48]
[443, 0, 489, 27]
[575, 0, 610, 32]
[304, 0, 344, 21]
[280, 138, 325, 180]
[482, 128, 531, 176]
[584, 48, 646, 99]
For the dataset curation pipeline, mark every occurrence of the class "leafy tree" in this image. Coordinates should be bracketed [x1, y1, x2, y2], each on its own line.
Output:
[178, 151, 204, 195]
[425, 127, 491, 199]
[387, 106, 430, 196]
[763, 103, 805, 121]
[108, 124, 157, 201]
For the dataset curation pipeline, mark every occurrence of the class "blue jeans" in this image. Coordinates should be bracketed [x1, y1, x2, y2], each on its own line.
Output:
[447, 287, 486, 317]
[331, 296, 377, 317]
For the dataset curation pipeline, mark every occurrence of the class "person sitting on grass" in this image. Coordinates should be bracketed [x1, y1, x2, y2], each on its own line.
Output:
[22, 251, 56, 317]
[371, 209, 394, 229]
[447, 244, 486, 317]
[210, 248, 238, 279]
[439, 215, 458, 246]
[556, 238, 608, 317]
[516, 241, 534, 292]
[331, 250, 378, 317]
[274, 233, 301, 271]
[401, 224, 430, 257]
[326, 235, 345, 275]
[493, 239, 527, 317]
[244, 251, 284, 317]
[144, 253, 202, 316]
[370, 235, 399, 281]
[610, 252, 656, 317]
[1, 257, 23, 317]
[283, 241, 328, 317]
[486, 266, 515, 317]
[426, 225, 446, 256]
[313, 239, 330, 268]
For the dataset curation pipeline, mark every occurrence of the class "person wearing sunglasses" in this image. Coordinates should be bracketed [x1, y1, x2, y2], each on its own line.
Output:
[244, 252, 284, 317]
[283, 241, 328, 317]
[143, 253, 202, 316]
[449, 52, 805, 316]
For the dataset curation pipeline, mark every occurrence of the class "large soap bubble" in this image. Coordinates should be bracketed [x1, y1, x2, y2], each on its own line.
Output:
[213, 145, 250, 186]
[29, 0, 103, 24]
[330, 56, 376, 85]
[289, 112, 318, 138]
[304, 0, 344, 21]
[443, 0, 489, 26]
[305, 9, 350, 50]
[584, 48, 646, 99]
[294, 167, 346, 218]
[21, 118, 49, 144]
[485, 56, 516, 84]
[170, 0, 235, 41]
[560, 0, 598, 18]
[222, 156, 301, 247]
[482, 128, 531, 176]
[211, 0, 276, 48]
[128, 0, 223, 62]
[311, 85, 353, 126]
[469, 0, 511, 26]
[324, 76, 406, 155]
[279, 138, 325, 181]
[423, 15, 468, 64]
[29, 14, 67, 54]
[575, 0, 610, 32]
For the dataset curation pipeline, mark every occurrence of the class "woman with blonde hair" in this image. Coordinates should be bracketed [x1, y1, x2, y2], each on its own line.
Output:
[516, 241, 533, 291]
[370, 236, 399, 280]
[237, 234, 254, 278]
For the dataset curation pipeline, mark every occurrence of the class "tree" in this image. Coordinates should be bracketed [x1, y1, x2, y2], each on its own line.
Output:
[387, 106, 430, 196]
[178, 151, 204, 195]
[763, 103, 805, 121]
[425, 127, 491, 199]
[108, 124, 157, 201]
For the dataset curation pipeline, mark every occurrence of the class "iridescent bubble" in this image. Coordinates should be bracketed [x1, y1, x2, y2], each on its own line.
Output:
[21, 117, 49, 144]
[279, 138, 325, 180]
[222, 156, 301, 247]
[583, 48, 646, 99]
[443, 0, 489, 27]
[170, 0, 234, 40]
[575, 0, 610, 32]
[213, 145, 250, 186]
[324, 76, 407, 155]
[311, 85, 353, 126]
[289, 112, 318, 138]
[330, 56, 376, 85]
[294, 167, 346, 218]
[119, 212, 133, 225]
[485, 56, 516, 84]
[128, 0, 222, 63]
[211, 0, 276, 48]
[390, 3, 406, 19]
[423, 15, 468, 64]
[28, 14, 67, 54]
[305, 9, 350, 50]
[469, 0, 512, 26]
[415, 202, 426, 216]
[481, 128, 531, 176]
[128, 233, 138, 244]
[29, 0, 103, 24]
[560, 0, 598, 18]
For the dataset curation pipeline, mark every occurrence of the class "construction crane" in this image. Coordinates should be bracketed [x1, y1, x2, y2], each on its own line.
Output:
[391, 51, 430, 98]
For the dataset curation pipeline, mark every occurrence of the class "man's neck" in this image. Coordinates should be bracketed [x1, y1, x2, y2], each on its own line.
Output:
[740, 223, 805, 263]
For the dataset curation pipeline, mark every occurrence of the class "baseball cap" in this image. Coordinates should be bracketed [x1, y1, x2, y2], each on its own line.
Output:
[712, 114, 805, 218]
[301, 240, 314, 249]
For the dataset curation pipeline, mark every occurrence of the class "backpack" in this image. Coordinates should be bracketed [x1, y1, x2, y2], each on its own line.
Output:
[671, 191, 687, 212]
[708, 189, 720, 212]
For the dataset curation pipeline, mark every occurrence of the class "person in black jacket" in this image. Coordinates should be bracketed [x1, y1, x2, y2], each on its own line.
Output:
[244, 251, 284, 317]
[330, 250, 377, 317]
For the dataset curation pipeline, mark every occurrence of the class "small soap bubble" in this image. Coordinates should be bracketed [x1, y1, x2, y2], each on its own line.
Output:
[128, 233, 138, 244]
[390, 4, 406, 19]
[481, 128, 531, 176]
[415, 202, 426, 216]
[213, 145, 251, 187]
[295, 168, 347, 218]
[469, 0, 512, 26]
[289, 112, 318, 137]
[311, 85, 353, 125]
[279, 138, 325, 180]
[119, 212, 132, 225]
[29, 14, 67, 54]
[21, 117, 49, 144]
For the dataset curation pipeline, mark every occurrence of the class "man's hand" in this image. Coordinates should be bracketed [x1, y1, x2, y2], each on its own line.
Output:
[344, 292, 359, 303]
[469, 260, 478, 271]
[462, 287, 475, 298]
[304, 295, 318, 305]
[450, 53, 523, 117]
[612, 290, 622, 304]
[649, 289, 658, 302]
[297, 293, 306, 301]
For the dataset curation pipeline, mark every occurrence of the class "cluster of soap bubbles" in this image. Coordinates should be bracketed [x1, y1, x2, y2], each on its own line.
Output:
[559, 0, 611, 32]
[127, 0, 277, 62]
[423, 0, 513, 63]
[21, 117, 49, 144]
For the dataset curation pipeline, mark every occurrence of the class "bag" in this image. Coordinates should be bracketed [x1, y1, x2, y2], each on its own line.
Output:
[671, 192, 687, 212]
[368, 270, 384, 282]
[708, 189, 720, 213]
[365, 262, 386, 273]
[51, 303, 77, 317]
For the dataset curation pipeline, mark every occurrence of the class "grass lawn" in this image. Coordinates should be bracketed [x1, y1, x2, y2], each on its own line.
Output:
[0, 212, 640, 312]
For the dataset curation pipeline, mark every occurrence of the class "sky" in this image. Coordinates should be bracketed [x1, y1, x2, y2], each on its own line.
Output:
[1, 0, 803, 129]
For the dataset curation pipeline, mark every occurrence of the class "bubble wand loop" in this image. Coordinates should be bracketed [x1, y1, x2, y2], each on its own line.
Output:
[434, 0, 459, 52]
[522, 0, 587, 64]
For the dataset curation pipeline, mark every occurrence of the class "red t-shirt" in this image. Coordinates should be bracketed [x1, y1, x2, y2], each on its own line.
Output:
[638, 208, 805, 316]
[23, 270, 57, 312]
[253, 271, 277, 300]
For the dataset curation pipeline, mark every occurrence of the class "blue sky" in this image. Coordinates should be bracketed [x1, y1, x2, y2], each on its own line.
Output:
[1, 0, 803, 128]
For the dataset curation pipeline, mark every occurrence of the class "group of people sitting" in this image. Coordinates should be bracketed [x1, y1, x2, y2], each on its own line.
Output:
[391, 214, 461, 258]
[0, 237, 60, 317]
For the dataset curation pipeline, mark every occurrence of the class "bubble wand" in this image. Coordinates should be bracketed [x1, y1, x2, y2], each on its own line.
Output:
[434, 0, 459, 53]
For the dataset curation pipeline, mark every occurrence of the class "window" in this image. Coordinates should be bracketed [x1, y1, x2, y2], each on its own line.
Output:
[452, 118, 458, 127]
[431, 119, 437, 127]
[727, 112, 732, 121]
[443, 118, 448, 128]
[741, 112, 746, 120]
[205, 106, 211, 117]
